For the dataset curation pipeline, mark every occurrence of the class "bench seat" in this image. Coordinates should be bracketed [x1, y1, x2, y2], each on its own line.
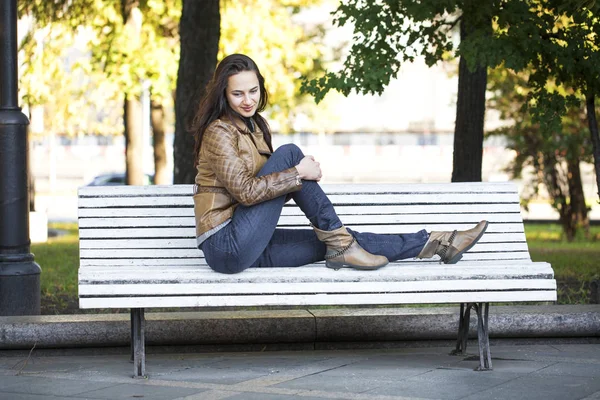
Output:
[78, 182, 556, 377]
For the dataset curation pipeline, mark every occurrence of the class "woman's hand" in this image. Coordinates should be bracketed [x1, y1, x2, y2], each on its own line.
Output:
[295, 155, 322, 181]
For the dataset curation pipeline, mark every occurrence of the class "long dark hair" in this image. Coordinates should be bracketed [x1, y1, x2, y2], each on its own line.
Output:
[191, 54, 272, 166]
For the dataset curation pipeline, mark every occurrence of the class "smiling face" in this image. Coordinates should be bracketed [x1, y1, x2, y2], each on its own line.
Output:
[226, 70, 260, 118]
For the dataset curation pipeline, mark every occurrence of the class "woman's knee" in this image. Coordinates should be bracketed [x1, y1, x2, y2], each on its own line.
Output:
[275, 143, 304, 162]
[208, 256, 249, 274]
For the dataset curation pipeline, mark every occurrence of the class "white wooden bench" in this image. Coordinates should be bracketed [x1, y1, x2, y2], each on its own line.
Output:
[78, 182, 556, 377]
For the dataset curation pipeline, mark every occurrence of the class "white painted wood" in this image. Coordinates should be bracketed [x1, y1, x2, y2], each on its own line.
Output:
[79, 238, 200, 249]
[79, 290, 557, 309]
[77, 213, 524, 229]
[78, 203, 522, 218]
[78, 193, 519, 208]
[79, 279, 557, 296]
[78, 232, 528, 250]
[79, 263, 554, 283]
[78, 249, 533, 268]
[80, 258, 205, 267]
[78, 182, 519, 197]
[77, 182, 555, 310]
[78, 242, 529, 259]
[78, 223, 526, 239]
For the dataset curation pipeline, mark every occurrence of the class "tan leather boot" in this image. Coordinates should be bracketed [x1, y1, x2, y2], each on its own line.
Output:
[417, 220, 489, 264]
[313, 226, 389, 270]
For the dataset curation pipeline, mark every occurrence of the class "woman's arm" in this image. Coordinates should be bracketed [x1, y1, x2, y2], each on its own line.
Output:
[202, 122, 301, 206]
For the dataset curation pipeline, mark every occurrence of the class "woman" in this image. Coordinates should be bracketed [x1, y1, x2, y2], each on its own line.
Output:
[192, 54, 487, 274]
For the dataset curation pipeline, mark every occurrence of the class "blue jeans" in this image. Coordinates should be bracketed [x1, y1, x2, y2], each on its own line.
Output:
[200, 144, 429, 274]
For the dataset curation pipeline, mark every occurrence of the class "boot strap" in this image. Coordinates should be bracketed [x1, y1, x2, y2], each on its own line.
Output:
[437, 230, 457, 261]
[324, 237, 356, 260]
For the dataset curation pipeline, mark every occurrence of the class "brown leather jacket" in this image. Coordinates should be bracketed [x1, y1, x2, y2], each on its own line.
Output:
[194, 118, 301, 238]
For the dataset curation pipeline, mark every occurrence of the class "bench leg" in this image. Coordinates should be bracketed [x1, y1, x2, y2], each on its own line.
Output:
[474, 302, 492, 371]
[450, 302, 493, 371]
[130, 308, 146, 378]
[450, 302, 472, 356]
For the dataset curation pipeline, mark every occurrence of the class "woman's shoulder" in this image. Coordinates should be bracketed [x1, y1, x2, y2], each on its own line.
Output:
[204, 119, 239, 139]
[202, 119, 240, 152]
[207, 118, 237, 132]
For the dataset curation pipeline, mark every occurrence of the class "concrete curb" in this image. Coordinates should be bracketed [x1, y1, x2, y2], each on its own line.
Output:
[1, 305, 599, 350]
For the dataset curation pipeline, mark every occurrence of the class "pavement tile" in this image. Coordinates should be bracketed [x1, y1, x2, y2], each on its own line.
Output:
[0, 374, 39, 388]
[152, 365, 272, 385]
[551, 344, 600, 355]
[374, 353, 467, 369]
[80, 382, 204, 400]
[274, 370, 383, 394]
[364, 367, 519, 400]
[0, 375, 118, 397]
[269, 356, 435, 396]
[462, 374, 600, 400]
[532, 361, 600, 378]
[452, 358, 553, 373]
[225, 392, 329, 400]
[0, 393, 89, 400]
[153, 353, 338, 384]
[582, 390, 600, 399]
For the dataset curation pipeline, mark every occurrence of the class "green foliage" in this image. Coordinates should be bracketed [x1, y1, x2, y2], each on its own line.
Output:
[488, 66, 594, 240]
[18, 0, 180, 138]
[302, 0, 463, 103]
[486, 1, 600, 135]
[18, 17, 123, 136]
[220, 0, 331, 132]
[20, 0, 333, 136]
[87, 0, 180, 100]
[488, 67, 593, 167]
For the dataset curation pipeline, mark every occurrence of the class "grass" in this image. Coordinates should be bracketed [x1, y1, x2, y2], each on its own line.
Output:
[32, 222, 599, 314]
[32, 222, 80, 315]
[525, 223, 600, 304]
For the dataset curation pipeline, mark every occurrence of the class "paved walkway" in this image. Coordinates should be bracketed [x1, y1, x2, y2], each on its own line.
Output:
[1, 341, 600, 400]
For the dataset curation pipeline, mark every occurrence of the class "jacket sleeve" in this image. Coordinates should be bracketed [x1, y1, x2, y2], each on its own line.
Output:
[202, 123, 302, 206]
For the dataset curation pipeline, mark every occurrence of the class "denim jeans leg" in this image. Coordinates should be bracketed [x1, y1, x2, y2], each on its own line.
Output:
[250, 228, 326, 268]
[201, 143, 429, 273]
[210, 143, 338, 272]
[347, 228, 429, 261]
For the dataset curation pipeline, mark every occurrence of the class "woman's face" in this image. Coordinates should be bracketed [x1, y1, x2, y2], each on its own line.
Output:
[226, 70, 260, 118]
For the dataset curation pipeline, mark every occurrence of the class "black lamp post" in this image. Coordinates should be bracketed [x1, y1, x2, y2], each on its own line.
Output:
[0, 0, 41, 315]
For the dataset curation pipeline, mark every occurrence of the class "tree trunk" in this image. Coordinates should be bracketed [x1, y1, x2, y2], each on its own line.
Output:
[151, 99, 168, 185]
[451, 6, 489, 182]
[566, 156, 589, 241]
[541, 154, 570, 239]
[585, 92, 600, 202]
[124, 96, 144, 185]
[122, 0, 144, 186]
[173, 0, 220, 184]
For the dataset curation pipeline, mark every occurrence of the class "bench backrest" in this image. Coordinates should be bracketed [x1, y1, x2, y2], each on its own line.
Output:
[78, 182, 530, 268]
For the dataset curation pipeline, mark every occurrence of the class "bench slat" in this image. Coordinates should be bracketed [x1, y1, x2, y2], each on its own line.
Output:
[77, 213, 524, 228]
[78, 242, 530, 259]
[78, 203, 522, 218]
[78, 251, 532, 267]
[78, 193, 519, 208]
[79, 279, 556, 297]
[79, 290, 557, 309]
[78, 182, 519, 197]
[78, 232, 527, 249]
[80, 263, 553, 282]
[78, 223, 526, 239]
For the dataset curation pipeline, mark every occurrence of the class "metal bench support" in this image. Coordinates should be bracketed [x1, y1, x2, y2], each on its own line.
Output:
[130, 308, 146, 378]
[450, 302, 493, 371]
